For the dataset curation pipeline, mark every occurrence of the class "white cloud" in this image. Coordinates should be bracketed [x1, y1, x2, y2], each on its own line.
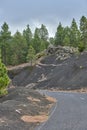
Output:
[8, 19, 56, 37]
[30, 19, 56, 37]
[0, 0, 87, 37]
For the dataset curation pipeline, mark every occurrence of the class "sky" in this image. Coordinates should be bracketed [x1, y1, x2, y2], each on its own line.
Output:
[0, 0, 87, 37]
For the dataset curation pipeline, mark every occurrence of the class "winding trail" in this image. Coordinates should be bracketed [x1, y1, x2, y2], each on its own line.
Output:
[35, 90, 87, 130]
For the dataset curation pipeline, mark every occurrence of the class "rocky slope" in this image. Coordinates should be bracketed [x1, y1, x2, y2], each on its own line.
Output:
[8, 45, 87, 91]
[35, 52, 87, 90]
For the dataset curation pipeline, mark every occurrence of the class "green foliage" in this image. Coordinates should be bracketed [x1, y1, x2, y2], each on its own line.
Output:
[63, 35, 70, 46]
[70, 18, 80, 47]
[78, 42, 85, 52]
[0, 22, 11, 65]
[23, 24, 32, 47]
[26, 45, 35, 65]
[0, 59, 10, 96]
[80, 16, 87, 46]
[49, 37, 55, 45]
[9, 31, 27, 65]
[55, 22, 64, 46]
[32, 28, 41, 53]
[63, 27, 70, 46]
[0, 16, 87, 66]
[32, 24, 49, 53]
[0, 22, 11, 40]
[39, 24, 49, 41]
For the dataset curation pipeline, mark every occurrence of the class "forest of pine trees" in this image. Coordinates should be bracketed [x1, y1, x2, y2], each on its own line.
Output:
[0, 16, 87, 66]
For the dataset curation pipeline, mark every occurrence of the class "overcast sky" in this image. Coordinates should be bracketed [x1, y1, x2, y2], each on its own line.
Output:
[0, 0, 87, 36]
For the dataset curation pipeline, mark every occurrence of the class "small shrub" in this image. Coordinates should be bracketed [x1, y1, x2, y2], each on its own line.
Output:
[78, 42, 85, 52]
[0, 60, 10, 96]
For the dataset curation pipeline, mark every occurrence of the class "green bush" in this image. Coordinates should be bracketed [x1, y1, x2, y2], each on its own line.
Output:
[78, 42, 85, 52]
[0, 60, 10, 96]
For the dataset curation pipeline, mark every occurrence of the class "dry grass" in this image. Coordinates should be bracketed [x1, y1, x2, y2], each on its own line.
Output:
[46, 96, 56, 103]
[27, 97, 40, 102]
[22, 96, 56, 123]
[78, 88, 87, 93]
[21, 115, 48, 123]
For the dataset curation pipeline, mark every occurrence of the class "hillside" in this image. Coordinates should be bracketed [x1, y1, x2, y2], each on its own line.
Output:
[0, 86, 55, 130]
[4, 46, 87, 129]
[8, 46, 87, 91]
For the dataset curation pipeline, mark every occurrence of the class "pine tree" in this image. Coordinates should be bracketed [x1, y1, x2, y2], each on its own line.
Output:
[10, 31, 27, 65]
[55, 22, 64, 46]
[80, 16, 87, 48]
[63, 26, 70, 46]
[26, 45, 35, 66]
[39, 24, 49, 41]
[0, 22, 11, 65]
[32, 28, 41, 53]
[23, 24, 32, 47]
[70, 18, 80, 47]
[0, 50, 10, 96]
